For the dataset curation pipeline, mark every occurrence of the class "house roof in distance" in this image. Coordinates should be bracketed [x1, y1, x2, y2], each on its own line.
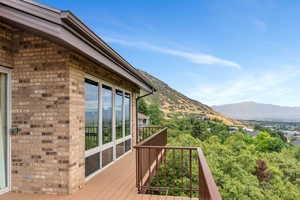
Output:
[0, 0, 155, 92]
[138, 113, 150, 120]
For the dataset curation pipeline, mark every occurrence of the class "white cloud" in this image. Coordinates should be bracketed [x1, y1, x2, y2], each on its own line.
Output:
[188, 67, 300, 106]
[105, 37, 241, 68]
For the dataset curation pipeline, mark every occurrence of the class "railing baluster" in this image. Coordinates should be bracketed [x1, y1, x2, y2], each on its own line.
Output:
[189, 149, 192, 198]
[148, 147, 151, 191]
[172, 149, 175, 189]
[181, 149, 183, 187]
[165, 149, 168, 187]
[198, 156, 201, 200]
[156, 148, 158, 172]
[136, 148, 140, 192]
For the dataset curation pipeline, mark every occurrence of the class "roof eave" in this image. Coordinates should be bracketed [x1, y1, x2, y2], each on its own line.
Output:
[60, 11, 155, 92]
[0, 0, 155, 92]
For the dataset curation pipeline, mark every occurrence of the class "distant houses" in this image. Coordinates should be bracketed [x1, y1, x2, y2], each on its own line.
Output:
[291, 139, 300, 146]
[228, 126, 261, 138]
[229, 126, 239, 132]
[138, 113, 151, 127]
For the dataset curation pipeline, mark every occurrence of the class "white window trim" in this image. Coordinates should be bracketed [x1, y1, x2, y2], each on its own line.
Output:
[0, 66, 11, 195]
[84, 74, 133, 180]
[85, 148, 132, 182]
[85, 146, 100, 157]
[112, 88, 116, 161]
[116, 135, 132, 145]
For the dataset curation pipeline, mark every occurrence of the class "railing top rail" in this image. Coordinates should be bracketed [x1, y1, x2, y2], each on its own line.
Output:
[197, 148, 222, 200]
[134, 145, 198, 150]
[138, 126, 165, 128]
[135, 127, 167, 146]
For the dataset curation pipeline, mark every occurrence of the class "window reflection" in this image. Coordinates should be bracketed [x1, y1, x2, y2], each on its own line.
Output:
[125, 93, 131, 136]
[102, 85, 113, 144]
[85, 79, 99, 150]
[84, 79, 132, 177]
[115, 90, 123, 139]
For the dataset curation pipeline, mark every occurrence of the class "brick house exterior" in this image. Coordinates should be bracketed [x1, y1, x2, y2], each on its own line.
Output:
[0, 0, 154, 195]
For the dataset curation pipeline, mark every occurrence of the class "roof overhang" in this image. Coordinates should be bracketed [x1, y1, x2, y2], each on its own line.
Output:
[0, 0, 155, 92]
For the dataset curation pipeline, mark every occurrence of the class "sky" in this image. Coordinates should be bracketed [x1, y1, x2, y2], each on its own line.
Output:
[39, 0, 300, 107]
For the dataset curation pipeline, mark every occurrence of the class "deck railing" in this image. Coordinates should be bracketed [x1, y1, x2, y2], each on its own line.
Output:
[137, 126, 165, 143]
[134, 128, 222, 200]
[85, 126, 98, 150]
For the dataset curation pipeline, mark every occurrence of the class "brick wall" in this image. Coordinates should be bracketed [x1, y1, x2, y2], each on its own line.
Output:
[0, 21, 14, 68]
[67, 51, 139, 193]
[6, 24, 71, 194]
[0, 19, 140, 195]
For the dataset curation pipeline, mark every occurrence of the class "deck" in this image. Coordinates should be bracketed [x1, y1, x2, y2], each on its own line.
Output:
[0, 152, 196, 200]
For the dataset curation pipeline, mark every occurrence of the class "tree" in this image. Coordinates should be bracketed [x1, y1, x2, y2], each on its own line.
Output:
[147, 103, 164, 125]
[165, 132, 300, 199]
[255, 131, 285, 152]
[191, 120, 210, 140]
[137, 98, 149, 115]
[253, 160, 272, 183]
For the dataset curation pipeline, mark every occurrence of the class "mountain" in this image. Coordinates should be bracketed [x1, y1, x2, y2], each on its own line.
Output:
[212, 101, 300, 122]
[139, 70, 244, 126]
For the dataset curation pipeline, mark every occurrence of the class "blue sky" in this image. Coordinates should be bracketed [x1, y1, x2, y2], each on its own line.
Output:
[39, 0, 300, 106]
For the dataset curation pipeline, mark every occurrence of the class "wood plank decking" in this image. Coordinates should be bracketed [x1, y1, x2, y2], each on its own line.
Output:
[0, 152, 197, 200]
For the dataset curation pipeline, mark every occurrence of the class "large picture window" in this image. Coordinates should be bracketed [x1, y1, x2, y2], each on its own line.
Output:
[115, 90, 123, 140]
[125, 93, 131, 136]
[102, 85, 113, 144]
[84, 77, 132, 178]
[85, 79, 99, 150]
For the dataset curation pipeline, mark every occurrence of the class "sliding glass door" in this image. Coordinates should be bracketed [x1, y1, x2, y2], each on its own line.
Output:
[84, 77, 132, 178]
[0, 70, 9, 194]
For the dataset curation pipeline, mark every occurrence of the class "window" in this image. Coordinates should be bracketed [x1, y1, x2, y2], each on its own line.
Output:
[116, 142, 125, 158]
[85, 79, 99, 150]
[125, 93, 131, 136]
[102, 85, 113, 144]
[115, 90, 123, 140]
[84, 77, 132, 178]
[102, 147, 113, 167]
[85, 152, 100, 177]
[125, 139, 131, 152]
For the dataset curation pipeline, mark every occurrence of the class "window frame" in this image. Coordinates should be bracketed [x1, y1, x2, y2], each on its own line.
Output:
[115, 89, 124, 141]
[84, 74, 133, 179]
[84, 78, 100, 156]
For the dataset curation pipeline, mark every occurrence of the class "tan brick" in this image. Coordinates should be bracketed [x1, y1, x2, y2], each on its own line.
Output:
[0, 19, 139, 195]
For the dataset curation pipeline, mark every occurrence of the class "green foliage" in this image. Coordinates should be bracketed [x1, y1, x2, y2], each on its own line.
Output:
[147, 103, 164, 125]
[137, 99, 164, 125]
[294, 147, 300, 160]
[137, 98, 149, 115]
[150, 115, 299, 199]
[191, 119, 210, 140]
[162, 133, 300, 199]
[255, 124, 287, 142]
[166, 115, 233, 142]
[255, 131, 285, 152]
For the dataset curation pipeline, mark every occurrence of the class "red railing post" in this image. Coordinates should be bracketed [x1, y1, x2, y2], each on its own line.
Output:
[197, 148, 222, 200]
[189, 149, 192, 198]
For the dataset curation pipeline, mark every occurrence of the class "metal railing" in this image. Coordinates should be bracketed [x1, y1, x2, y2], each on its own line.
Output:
[137, 126, 165, 143]
[85, 126, 98, 150]
[134, 128, 222, 200]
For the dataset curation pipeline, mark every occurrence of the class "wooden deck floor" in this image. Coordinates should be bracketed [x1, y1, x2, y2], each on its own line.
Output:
[0, 151, 197, 200]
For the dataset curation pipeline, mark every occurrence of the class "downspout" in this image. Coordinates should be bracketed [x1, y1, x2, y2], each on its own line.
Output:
[135, 89, 155, 144]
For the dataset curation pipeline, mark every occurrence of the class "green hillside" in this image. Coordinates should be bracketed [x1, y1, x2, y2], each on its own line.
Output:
[139, 70, 244, 126]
